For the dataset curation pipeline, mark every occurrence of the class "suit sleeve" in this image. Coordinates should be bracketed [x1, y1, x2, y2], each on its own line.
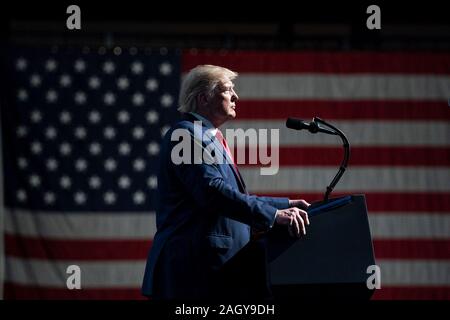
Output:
[170, 127, 281, 231]
[173, 160, 280, 231]
[256, 196, 290, 210]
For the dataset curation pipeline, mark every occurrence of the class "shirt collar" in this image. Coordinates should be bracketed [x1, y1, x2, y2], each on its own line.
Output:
[189, 112, 218, 136]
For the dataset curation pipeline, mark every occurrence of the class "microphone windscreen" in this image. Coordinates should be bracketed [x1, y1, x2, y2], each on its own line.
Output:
[286, 118, 304, 130]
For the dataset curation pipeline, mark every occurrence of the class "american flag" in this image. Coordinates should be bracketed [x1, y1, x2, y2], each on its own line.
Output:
[1, 45, 180, 299]
[1, 48, 449, 299]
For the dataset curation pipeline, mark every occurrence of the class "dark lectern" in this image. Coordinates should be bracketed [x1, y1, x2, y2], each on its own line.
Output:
[265, 117, 377, 300]
[218, 117, 376, 301]
[266, 194, 376, 300]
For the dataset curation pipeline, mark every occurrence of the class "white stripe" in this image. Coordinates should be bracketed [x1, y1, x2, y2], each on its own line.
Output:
[369, 214, 450, 239]
[4, 209, 156, 239]
[235, 74, 450, 100]
[5, 257, 145, 287]
[240, 167, 450, 192]
[223, 120, 450, 146]
[5, 257, 448, 287]
[379, 260, 450, 285]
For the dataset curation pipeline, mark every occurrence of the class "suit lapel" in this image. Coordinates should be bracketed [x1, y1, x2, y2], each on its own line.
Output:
[185, 114, 247, 193]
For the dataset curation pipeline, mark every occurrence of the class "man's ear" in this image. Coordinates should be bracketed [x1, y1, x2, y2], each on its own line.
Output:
[196, 93, 208, 108]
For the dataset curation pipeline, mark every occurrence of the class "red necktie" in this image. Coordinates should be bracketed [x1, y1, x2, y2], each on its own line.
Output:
[216, 130, 234, 163]
[216, 130, 244, 185]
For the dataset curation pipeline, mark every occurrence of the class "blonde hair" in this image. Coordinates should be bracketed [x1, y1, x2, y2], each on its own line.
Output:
[178, 65, 238, 113]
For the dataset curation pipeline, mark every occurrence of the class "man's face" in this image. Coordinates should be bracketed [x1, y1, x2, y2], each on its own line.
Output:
[207, 78, 239, 125]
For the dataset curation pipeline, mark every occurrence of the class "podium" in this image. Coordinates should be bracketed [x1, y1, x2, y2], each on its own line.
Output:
[218, 118, 376, 301]
[266, 194, 376, 300]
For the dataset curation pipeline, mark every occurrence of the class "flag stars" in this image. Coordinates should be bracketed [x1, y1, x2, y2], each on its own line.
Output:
[45, 127, 57, 140]
[30, 74, 42, 87]
[132, 126, 145, 140]
[60, 142, 72, 156]
[17, 89, 28, 101]
[74, 126, 87, 140]
[104, 92, 116, 105]
[147, 175, 158, 189]
[88, 110, 101, 124]
[159, 62, 173, 76]
[117, 77, 130, 90]
[118, 175, 131, 189]
[89, 142, 102, 155]
[17, 190, 27, 202]
[74, 59, 86, 73]
[161, 94, 174, 107]
[104, 191, 117, 205]
[117, 111, 130, 124]
[16, 58, 28, 71]
[18, 157, 28, 169]
[118, 142, 131, 156]
[146, 110, 159, 124]
[74, 192, 87, 205]
[46, 89, 58, 103]
[29, 174, 41, 188]
[103, 127, 116, 140]
[46, 158, 59, 171]
[131, 61, 144, 74]
[88, 76, 101, 89]
[104, 158, 117, 172]
[60, 111, 72, 124]
[60, 176, 72, 189]
[31, 110, 42, 123]
[60, 74, 72, 87]
[133, 191, 146, 205]
[103, 61, 115, 74]
[147, 142, 160, 156]
[16, 126, 28, 138]
[132, 92, 145, 106]
[89, 176, 102, 189]
[133, 158, 146, 171]
[75, 158, 88, 172]
[31, 141, 43, 155]
[44, 192, 56, 205]
[146, 78, 159, 91]
[75, 91, 87, 105]
[45, 59, 58, 72]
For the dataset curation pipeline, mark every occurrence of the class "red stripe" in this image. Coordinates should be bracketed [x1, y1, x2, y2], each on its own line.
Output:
[372, 286, 450, 300]
[234, 100, 450, 120]
[234, 146, 450, 166]
[182, 51, 450, 74]
[6, 234, 449, 260]
[4, 234, 152, 260]
[373, 239, 450, 259]
[262, 192, 450, 213]
[3, 283, 145, 300]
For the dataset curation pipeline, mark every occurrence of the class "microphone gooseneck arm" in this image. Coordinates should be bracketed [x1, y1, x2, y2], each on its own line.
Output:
[313, 117, 350, 202]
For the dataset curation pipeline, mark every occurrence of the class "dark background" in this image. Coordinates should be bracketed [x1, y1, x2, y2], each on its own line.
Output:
[1, 1, 449, 50]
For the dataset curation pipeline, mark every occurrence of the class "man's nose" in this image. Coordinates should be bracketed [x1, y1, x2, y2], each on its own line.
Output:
[231, 89, 239, 101]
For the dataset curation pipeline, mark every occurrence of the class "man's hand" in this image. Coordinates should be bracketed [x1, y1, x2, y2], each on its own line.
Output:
[289, 199, 311, 210]
[275, 207, 310, 238]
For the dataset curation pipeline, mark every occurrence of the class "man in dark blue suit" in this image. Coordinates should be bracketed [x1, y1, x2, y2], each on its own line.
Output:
[142, 65, 310, 301]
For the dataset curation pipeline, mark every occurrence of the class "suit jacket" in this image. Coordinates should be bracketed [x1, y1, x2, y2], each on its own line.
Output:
[141, 113, 289, 299]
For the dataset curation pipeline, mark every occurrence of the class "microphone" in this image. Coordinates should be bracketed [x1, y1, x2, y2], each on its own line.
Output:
[286, 118, 337, 135]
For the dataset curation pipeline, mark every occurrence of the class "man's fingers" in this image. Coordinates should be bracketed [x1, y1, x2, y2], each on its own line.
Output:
[294, 213, 306, 236]
[300, 200, 311, 209]
[299, 209, 310, 226]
